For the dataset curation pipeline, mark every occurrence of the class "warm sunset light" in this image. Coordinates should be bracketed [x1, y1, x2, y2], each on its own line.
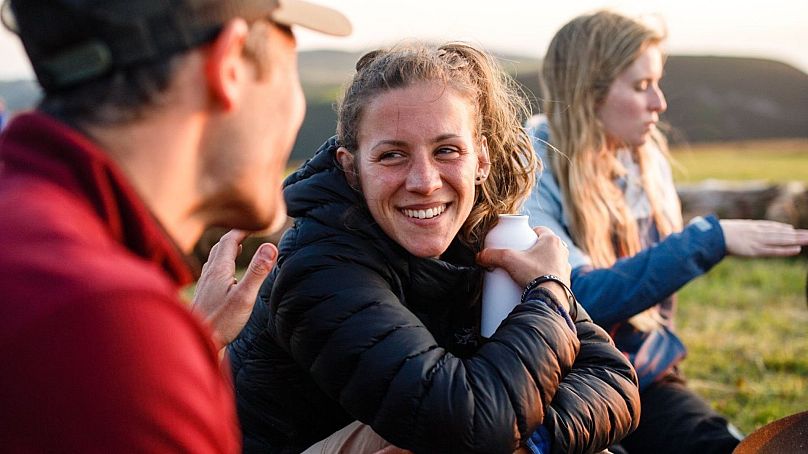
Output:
[1, 1, 806, 449]
[1, 0, 807, 80]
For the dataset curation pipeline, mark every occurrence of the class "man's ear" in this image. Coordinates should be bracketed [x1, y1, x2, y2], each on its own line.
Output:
[204, 18, 250, 112]
[476, 135, 491, 184]
[336, 146, 359, 188]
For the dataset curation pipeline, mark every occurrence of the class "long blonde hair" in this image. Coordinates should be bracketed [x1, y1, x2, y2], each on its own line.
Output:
[542, 11, 683, 328]
[337, 42, 537, 251]
[542, 11, 682, 266]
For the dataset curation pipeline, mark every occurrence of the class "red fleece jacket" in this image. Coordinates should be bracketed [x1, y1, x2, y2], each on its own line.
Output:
[0, 113, 240, 452]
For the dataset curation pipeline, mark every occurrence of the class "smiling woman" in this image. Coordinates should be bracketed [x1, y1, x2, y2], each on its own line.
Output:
[336, 81, 486, 258]
[228, 41, 641, 454]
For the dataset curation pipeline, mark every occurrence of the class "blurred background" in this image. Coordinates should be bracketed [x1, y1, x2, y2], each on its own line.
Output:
[2, 0, 808, 154]
[2, 0, 806, 436]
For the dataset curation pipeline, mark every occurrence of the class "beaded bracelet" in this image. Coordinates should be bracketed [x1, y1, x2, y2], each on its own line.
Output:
[520, 274, 579, 323]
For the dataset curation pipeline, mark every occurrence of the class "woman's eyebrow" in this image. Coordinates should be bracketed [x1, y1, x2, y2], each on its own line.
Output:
[430, 133, 463, 143]
[371, 139, 408, 151]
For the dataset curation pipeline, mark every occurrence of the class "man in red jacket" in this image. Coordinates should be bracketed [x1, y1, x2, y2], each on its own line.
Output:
[0, 0, 350, 451]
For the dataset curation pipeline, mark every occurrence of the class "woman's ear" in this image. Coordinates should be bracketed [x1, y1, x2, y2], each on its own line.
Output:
[476, 136, 491, 185]
[336, 146, 359, 187]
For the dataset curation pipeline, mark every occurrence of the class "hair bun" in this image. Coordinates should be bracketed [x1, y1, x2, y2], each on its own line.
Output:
[356, 49, 383, 71]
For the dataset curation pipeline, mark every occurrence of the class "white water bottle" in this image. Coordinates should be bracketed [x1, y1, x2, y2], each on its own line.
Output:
[481, 214, 538, 337]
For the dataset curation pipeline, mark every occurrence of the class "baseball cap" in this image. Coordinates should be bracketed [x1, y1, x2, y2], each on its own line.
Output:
[1, 0, 351, 91]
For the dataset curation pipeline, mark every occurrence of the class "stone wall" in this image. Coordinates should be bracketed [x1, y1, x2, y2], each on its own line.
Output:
[677, 180, 808, 227]
[678, 180, 808, 260]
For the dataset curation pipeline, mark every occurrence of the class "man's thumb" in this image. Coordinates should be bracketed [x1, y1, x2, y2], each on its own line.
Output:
[241, 243, 278, 289]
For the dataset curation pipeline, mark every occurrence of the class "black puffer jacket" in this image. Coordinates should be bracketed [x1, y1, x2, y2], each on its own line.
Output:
[229, 138, 640, 454]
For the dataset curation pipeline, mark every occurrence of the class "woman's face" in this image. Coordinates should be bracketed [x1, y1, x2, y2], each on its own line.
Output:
[338, 81, 489, 258]
[597, 44, 667, 148]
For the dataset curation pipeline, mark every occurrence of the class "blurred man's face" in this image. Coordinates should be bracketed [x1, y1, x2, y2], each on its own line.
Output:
[201, 21, 305, 233]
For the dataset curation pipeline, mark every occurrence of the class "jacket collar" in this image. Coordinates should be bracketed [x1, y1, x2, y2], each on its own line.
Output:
[0, 112, 195, 286]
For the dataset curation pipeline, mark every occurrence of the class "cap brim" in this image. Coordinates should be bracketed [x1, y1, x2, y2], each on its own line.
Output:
[1, 0, 18, 34]
[271, 0, 351, 37]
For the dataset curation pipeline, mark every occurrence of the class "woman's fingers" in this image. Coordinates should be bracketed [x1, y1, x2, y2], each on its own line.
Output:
[721, 219, 808, 257]
[754, 245, 803, 256]
[477, 228, 570, 287]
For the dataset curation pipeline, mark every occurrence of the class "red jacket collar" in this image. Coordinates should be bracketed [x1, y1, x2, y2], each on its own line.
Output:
[0, 112, 195, 286]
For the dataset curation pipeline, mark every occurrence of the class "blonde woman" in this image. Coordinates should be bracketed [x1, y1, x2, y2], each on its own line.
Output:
[523, 10, 808, 454]
[229, 42, 640, 453]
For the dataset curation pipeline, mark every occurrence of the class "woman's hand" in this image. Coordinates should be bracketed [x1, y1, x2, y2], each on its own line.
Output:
[720, 219, 808, 257]
[192, 230, 278, 349]
[477, 226, 572, 308]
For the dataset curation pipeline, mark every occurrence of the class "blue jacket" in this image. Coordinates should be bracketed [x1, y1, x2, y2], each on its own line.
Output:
[521, 118, 727, 390]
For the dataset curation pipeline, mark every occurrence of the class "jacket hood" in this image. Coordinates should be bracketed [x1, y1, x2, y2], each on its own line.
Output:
[281, 137, 482, 323]
[282, 136, 404, 262]
[283, 136, 361, 223]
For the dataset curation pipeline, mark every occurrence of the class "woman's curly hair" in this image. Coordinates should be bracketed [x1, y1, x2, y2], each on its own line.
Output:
[336, 41, 538, 251]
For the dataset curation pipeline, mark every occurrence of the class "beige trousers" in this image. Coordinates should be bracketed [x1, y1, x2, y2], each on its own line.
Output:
[302, 421, 534, 454]
[301, 421, 402, 454]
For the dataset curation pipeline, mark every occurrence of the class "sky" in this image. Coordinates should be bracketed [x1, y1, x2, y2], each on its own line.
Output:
[1, 0, 807, 80]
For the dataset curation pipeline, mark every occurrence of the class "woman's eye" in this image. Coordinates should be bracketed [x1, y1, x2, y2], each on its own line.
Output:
[635, 81, 649, 91]
[378, 151, 405, 161]
[435, 147, 461, 158]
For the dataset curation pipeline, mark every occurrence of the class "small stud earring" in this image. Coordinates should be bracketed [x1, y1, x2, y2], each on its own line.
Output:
[475, 176, 482, 181]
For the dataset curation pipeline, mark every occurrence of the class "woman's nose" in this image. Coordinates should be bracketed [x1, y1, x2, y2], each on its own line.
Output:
[650, 85, 667, 113]
[405, 155, 442, 194]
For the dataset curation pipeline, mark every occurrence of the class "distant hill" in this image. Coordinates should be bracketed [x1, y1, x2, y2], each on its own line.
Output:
[291, 52, 808, 162]
[3, 52, 806, 163]
[660, 56, 808, 143]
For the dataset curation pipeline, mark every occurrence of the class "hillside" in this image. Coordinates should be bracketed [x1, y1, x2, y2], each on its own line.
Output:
[292, 52, 808, 162]
[2, 52, 806, 163]
[661, 56, 808, 142]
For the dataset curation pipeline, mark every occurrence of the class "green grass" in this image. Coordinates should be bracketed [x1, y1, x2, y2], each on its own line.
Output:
[677, 256, 808, 434]
[671, 139, 808, 183]
[673, 141, 807, 434]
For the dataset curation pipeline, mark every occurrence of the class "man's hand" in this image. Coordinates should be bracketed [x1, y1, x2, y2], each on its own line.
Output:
[192, 230, 278, 349]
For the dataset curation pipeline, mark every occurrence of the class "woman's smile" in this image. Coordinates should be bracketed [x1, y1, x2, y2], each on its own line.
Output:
[401, 203, 448, 220]
[337, 81, 489, 258]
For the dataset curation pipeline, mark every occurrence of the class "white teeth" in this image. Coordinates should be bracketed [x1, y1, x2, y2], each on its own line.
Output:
[403, 204, 446, 219]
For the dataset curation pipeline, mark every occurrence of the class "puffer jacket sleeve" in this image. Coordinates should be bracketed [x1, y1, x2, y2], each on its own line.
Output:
[269, 239, 580, 454]
[542, 306, 641, 453]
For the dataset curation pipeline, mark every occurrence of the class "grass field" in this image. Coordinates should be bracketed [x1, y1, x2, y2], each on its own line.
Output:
[670, 139, 808, 434]
[677, 257, 807, 434]
[671, 139, 808, 183]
